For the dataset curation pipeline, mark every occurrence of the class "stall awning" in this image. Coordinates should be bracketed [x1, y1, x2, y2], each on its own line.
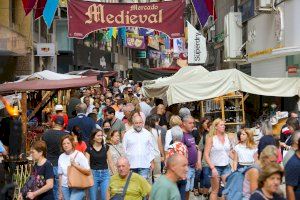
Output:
[16, 70, 82, 82]
[0, 76, 100, 94]
[142, 66, 300, 105]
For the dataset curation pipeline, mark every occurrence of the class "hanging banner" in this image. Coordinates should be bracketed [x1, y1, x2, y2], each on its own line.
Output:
[126, 35, 146, 49]
[67, 0, 185, 39]
[187, 21, 207, 64]
[147, 36, 160, 50]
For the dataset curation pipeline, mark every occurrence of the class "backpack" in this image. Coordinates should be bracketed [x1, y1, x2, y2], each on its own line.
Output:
[222, 166, 252, 200]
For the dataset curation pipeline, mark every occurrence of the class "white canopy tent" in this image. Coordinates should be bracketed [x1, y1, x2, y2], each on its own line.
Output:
[142, 66, 300, 105]
[16, 70, 82, 82]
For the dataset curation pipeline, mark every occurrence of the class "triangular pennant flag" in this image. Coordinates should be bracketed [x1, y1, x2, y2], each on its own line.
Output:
[43, 0, 59, 28]
[35, 0, 47, 20]
[106, 28, 113, 40]
[112, 27, 118, 39]
[22, 0, 37, 15]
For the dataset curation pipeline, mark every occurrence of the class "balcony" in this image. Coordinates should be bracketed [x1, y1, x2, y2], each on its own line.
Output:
[0, 25, 27, 56]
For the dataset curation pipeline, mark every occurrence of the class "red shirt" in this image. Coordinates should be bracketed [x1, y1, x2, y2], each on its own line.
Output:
[75, 141, 87, 152]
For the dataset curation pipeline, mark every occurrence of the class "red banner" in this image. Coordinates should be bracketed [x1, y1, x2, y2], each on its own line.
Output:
[67, 0, 185, 39]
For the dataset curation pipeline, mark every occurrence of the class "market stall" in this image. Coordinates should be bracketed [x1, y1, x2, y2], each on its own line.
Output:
[142, 66, 300, 105]
[0, 75, 101, 198]
[142, 66, 300, 129]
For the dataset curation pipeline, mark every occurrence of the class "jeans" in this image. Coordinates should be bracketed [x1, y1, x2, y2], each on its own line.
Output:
[89, 169, 110, 200]
[61, 187, 85, 200]
[185, 167, 196, 192]
[200, 167, 211, 188]
[177, 179, 187, 200]
[53, 166, 59, 200]
[131, 168, 150, 180]
[193, 169, 201, 189]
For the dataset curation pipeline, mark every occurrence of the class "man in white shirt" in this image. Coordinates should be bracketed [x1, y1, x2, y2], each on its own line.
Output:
[83, 96, 95, 115]
[80, 89, 94, 105]
[123, 115, 155, 180]
[139, 96, 152, 117]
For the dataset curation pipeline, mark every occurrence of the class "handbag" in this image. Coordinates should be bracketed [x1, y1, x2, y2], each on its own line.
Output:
[110, 171, 133, 200]
[21, 166, 46, 199]
[67, 152, 94, 189]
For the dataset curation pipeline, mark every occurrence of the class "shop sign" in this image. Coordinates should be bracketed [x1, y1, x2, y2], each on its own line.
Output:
[148, 49, 161, 59]
[288, 65, 298, 76]
[68, 0, 184, 39]
[126, 35, 145, 49]
[137, 51, 147, 58]
[147, 36, 160, 50]
[37, 43, 55, 56]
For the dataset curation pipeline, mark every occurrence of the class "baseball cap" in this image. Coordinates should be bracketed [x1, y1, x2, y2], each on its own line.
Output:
[55, 116, 64, 126]
[55, 104, 63, 111]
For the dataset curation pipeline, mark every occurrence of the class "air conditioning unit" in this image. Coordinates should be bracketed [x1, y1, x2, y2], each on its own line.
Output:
[258, 0, 274, 12]
[224, 12, 243, 60]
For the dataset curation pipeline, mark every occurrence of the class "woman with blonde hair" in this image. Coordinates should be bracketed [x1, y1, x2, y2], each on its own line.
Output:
[164, 115, 183, 153]
[242, 145, 278, 199]
[250, 163, 285, 200]
[233, 128, 258, 170]
[204, 118, 231, 200]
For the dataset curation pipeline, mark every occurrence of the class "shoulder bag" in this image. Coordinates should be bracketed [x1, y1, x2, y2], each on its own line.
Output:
[110, 171, 133, 200]
[67, 152, 94, 189]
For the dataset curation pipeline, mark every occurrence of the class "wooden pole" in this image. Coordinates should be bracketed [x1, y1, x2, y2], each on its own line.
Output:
[21, 92, 28, 152]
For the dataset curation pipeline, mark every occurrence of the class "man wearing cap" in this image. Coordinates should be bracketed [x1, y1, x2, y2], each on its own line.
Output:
[42, 116, 68, 200]
[51, 104, 68, 128]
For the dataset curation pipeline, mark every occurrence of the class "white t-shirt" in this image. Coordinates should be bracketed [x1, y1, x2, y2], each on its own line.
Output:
[58, 150, 90, 187]
[164, 129, 172, 151]
[150, 128, 161, 157]
[115, 111, 125, 120]
[234, 143, 257, 164]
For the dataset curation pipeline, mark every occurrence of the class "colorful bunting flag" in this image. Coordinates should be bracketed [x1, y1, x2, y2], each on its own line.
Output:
[112, 27, 118, 39]
[192, 0, 217, 27]
[106, 28, 113, 40]
[35, 0, 47, 20]
[43, 0, 59, 28]
[22, 0, 37, 15]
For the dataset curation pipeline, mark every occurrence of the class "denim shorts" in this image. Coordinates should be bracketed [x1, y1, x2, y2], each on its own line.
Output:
[215, 165, 231, 177]
[200, 167, 211, 188]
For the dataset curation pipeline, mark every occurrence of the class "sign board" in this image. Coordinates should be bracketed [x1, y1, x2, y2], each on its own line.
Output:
[68, 0, 185, 39]
[37, 43, 55, 56]
[287, 65, 299, 77]
[126, 35, 145, 49]
[137, 51, 147, 58]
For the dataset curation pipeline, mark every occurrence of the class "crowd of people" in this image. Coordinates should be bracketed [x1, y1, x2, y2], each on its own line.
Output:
[6, 79, 300, 200]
